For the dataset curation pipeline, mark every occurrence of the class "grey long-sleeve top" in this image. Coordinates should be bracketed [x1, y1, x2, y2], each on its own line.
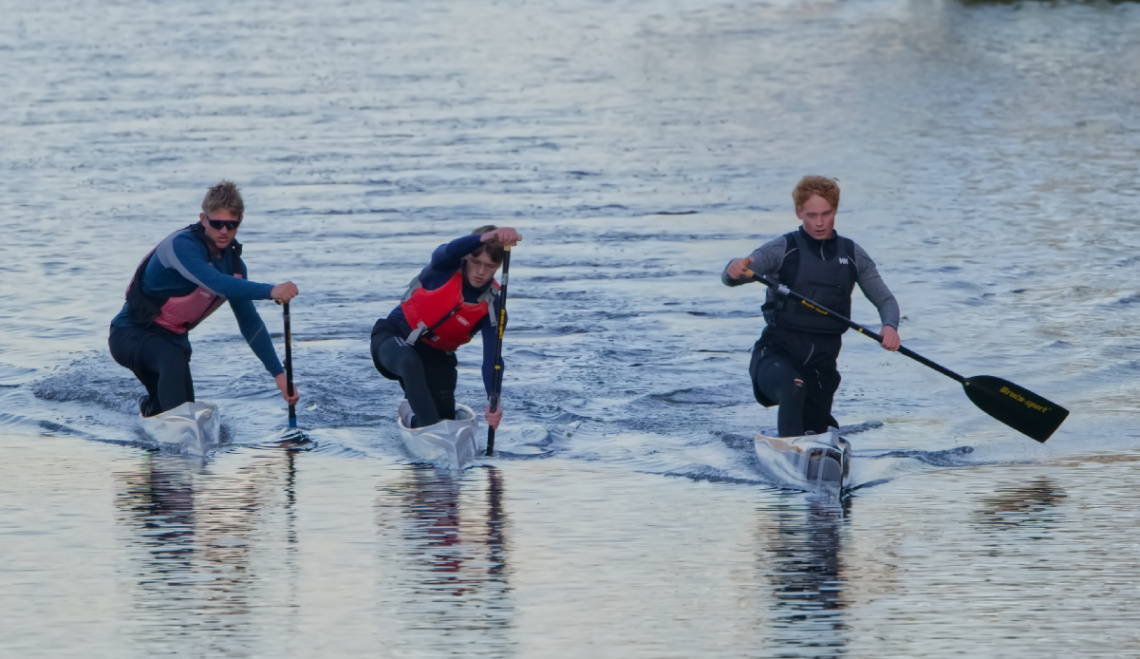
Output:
[722, 230, 901, 330]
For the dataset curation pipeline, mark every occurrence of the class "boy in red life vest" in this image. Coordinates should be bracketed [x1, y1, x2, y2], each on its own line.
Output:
[370, 225, 520, 429]
[109, 180, 301, 417]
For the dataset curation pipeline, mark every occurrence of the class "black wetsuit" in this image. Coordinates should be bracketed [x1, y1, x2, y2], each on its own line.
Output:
[109, 224, 281, 416]
[724, 228, 900, 437]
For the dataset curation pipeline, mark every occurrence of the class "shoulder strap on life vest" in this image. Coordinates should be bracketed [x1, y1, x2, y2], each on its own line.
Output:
[125, 223, 244, 327]
[776, 230, 857, 283]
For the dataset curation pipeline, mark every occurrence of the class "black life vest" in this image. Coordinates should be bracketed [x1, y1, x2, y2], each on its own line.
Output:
[125, 224, 243, 333]
[763, 230, 857, 335]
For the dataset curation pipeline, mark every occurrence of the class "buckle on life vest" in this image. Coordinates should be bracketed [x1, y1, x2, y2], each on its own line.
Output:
[406, 320, 429, 346]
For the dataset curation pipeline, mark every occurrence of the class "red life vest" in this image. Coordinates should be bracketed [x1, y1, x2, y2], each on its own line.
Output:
[125, 225, 243, 335]
[400, 271, 498, 352]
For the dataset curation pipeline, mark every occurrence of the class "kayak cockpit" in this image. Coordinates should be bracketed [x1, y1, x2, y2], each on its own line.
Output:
[396, 401, 484, 470]
[754, 429, 851, 493]
[137, 400, 221, 456]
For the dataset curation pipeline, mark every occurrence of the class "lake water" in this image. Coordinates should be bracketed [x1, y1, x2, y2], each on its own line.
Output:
[2, 0, 1139, 656]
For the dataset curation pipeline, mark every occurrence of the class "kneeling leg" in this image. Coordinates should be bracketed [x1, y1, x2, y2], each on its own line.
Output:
[752, 355, 808, 438]
[372, 335, 442, 427]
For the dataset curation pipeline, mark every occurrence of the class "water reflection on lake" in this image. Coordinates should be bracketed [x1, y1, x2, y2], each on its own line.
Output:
[3, 432, 1140, 657]
[975, 477, 1066, 532]
[114, 447, 304, 656]
[374, 467, 513, 656]
[763, 500, 848, 658]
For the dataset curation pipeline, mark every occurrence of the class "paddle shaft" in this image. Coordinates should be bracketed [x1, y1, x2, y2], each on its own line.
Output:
[486, 247, 511, 456]
[752, 275, 968, 383]
[749, 272, 1068, 441]
[283, 301, 296, 428]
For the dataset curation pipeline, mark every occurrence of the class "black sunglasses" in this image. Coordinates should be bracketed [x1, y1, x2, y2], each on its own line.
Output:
[204, 215, 241, 231]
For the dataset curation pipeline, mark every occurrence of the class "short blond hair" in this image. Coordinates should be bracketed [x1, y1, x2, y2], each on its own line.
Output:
[202, 180, 244, 218]
[792, 176, 840, 210]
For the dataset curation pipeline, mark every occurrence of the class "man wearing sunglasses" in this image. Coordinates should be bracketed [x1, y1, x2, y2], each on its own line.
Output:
[109, 180, 300, 417]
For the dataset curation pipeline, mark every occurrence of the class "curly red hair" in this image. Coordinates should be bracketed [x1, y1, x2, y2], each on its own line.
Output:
[792, 176, 840, 211]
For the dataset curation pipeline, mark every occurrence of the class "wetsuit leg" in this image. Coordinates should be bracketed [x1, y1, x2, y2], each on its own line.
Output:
[109, 325, 194, 416]
[417, 347, 458, 422]
[750, 349, 808, 437]
[802, 366, 841, 434]
[371, 333, 443, 427]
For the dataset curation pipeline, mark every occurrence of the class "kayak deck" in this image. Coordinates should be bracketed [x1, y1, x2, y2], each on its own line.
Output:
[397, 401, 484, 470]
[754, 429, 851, 492]
[137, 400, 221, 456]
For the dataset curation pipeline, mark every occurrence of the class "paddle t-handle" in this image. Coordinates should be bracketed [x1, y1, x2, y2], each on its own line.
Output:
[746, 271, 1068, 442]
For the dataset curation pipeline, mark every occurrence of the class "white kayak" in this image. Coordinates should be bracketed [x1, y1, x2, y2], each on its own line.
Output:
[754, 428, 851, 492]
[138, 400, 221, 456]
[396, 400, 484, 470]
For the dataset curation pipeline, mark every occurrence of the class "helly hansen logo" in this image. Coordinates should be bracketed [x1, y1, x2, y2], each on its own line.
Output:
[838, 257, 849, 264]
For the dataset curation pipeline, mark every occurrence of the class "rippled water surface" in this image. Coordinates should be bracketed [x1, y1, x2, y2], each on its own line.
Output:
[2, 0, 1140, 656]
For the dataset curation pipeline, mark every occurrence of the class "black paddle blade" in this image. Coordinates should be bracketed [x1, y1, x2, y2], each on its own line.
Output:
[962, 375, 1069, 442]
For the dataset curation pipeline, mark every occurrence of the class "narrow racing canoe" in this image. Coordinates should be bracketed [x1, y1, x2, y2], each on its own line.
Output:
[754, 429, 851, 493]
[138, 400, 221, 456]
[396, 400, 483, 470]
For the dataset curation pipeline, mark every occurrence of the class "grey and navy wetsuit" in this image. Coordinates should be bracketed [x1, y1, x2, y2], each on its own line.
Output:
[723, 227, 900, 436]
[109, 224, 283, 415]
[370, 234, 505, 426]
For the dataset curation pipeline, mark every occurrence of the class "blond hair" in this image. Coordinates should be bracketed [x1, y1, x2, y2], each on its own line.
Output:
[202, 180, 244, 218]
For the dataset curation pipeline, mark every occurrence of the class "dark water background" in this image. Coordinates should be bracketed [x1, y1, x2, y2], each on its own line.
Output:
[2, 0, 1139, 656]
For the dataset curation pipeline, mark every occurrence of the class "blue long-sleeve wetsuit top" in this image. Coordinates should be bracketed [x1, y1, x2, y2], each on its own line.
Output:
[384, 233, 505, 395]
[111, 227, 284, 376]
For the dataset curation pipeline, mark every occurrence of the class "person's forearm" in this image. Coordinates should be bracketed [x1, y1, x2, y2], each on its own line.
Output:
[480, 318, 503, 395]
[429, 234, 484, 272]
[722, 239, 786, 286]
[161, 235, 274, 300]
[233, 300, 285, 375]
